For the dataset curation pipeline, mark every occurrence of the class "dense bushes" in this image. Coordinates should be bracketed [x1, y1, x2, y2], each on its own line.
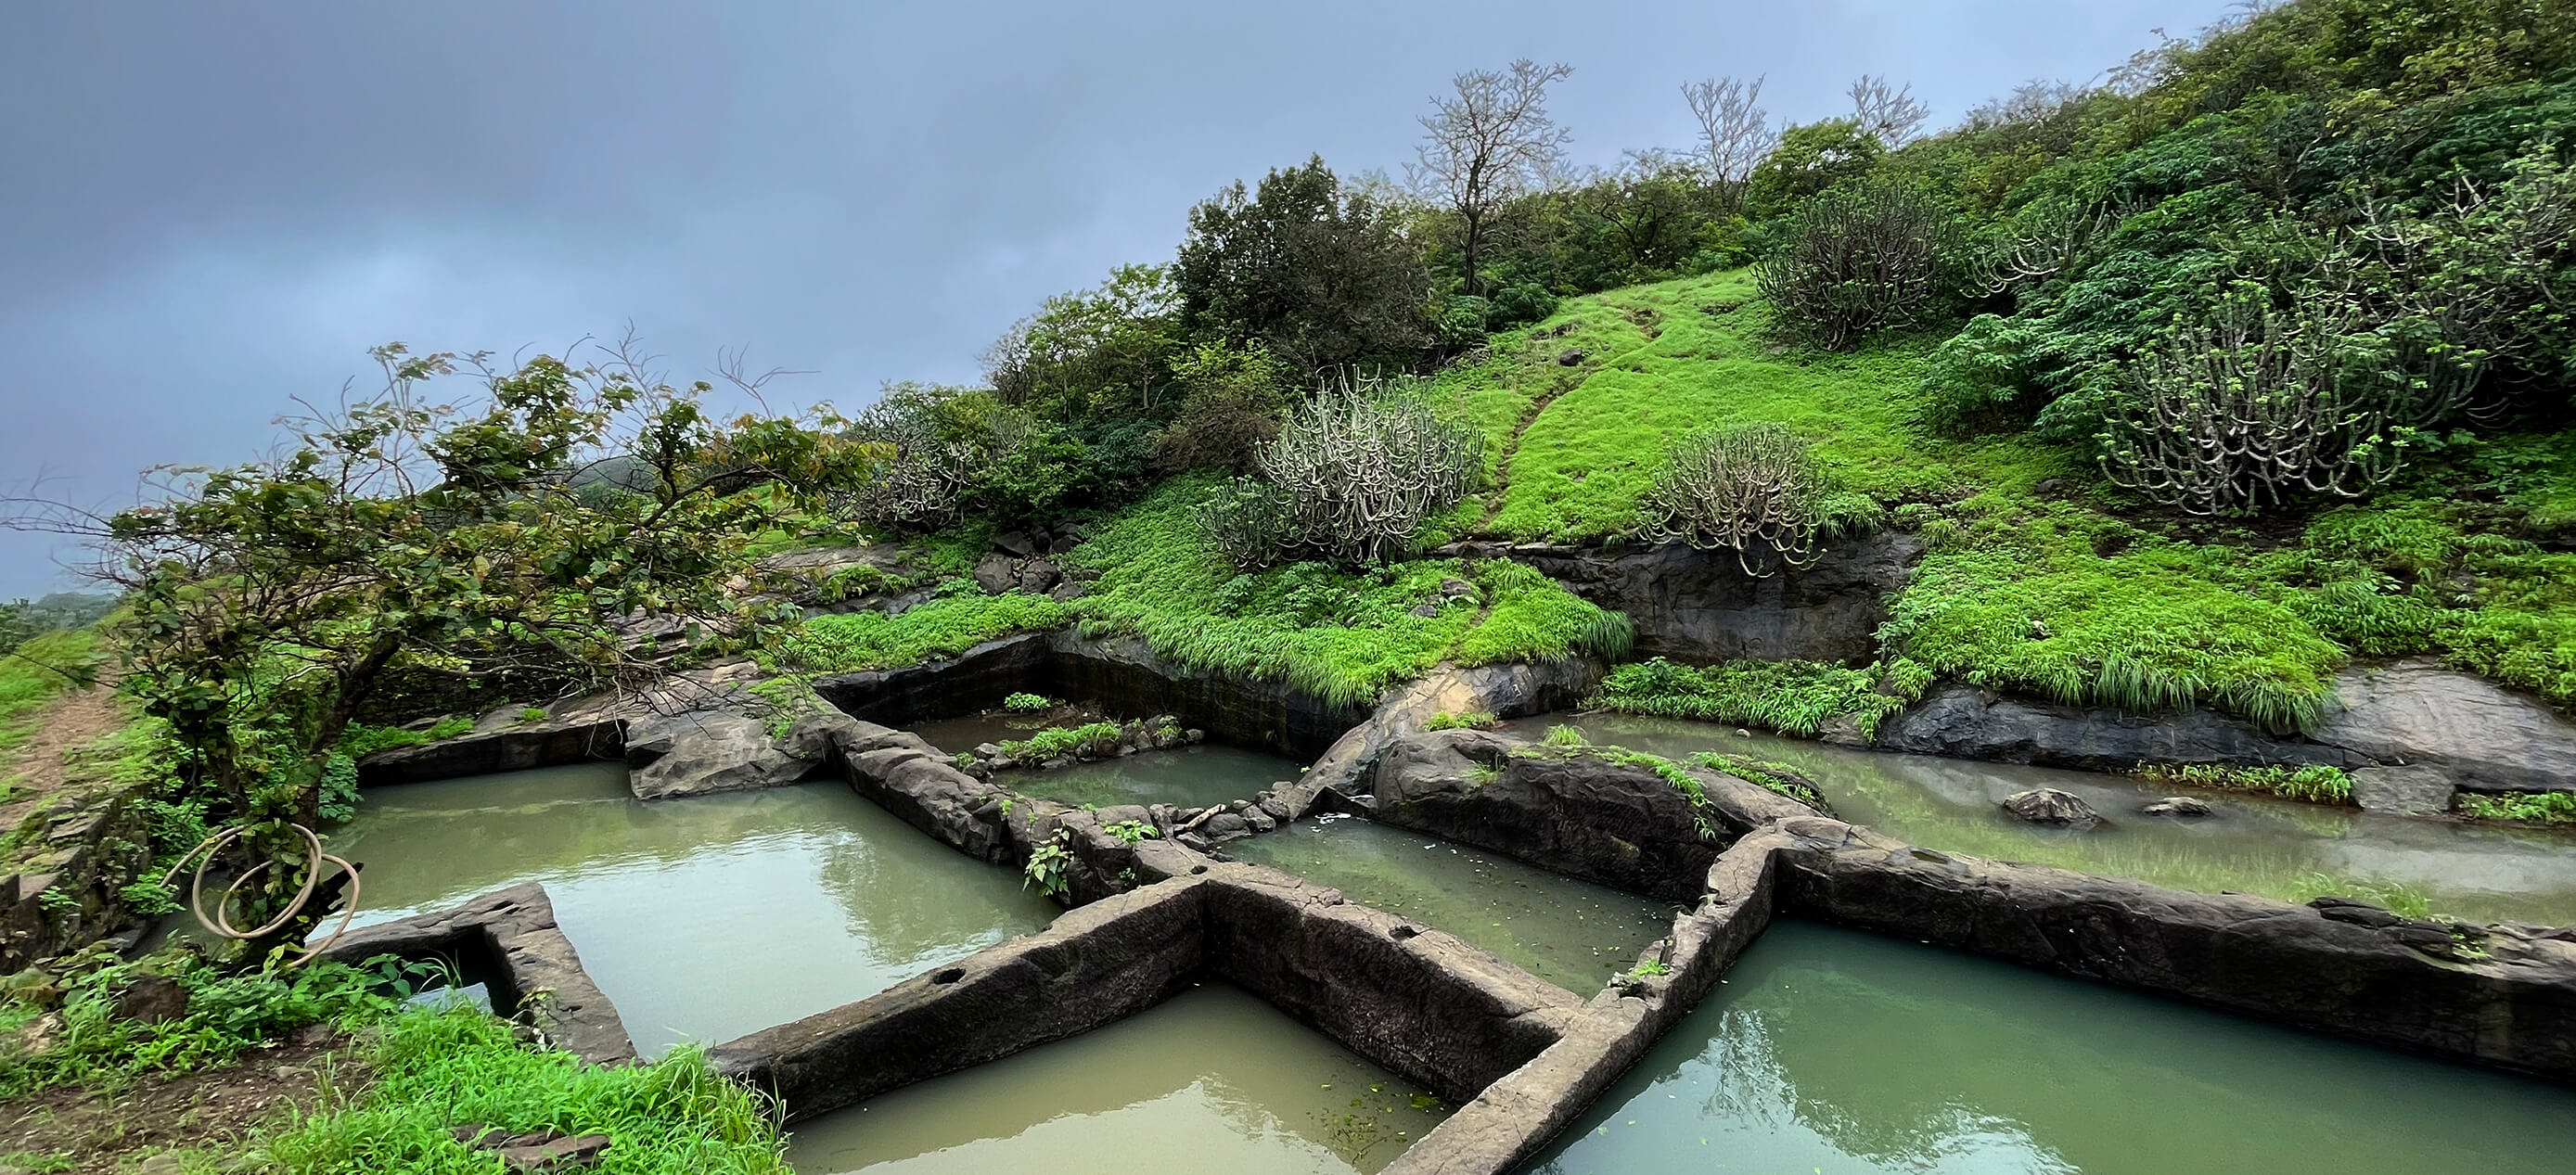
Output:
[1756, 179, 1968, 351]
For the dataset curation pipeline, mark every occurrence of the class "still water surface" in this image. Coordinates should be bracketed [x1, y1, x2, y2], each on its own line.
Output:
[788, 983, 1451, 1174]
[1527, 918, 2576, 1175]
[330, 763, 1058, 1056]
[909, 710, 1300, 810]
[1512, 712, 2576, 926]
[1227, 813, 1675, 992]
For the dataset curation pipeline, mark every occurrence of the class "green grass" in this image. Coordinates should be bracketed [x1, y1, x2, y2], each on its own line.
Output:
[1689, 750, 1828, 810]
[340, 716, 477, 760]
[2456, 790, 2576, 824]
[250, 1005, 788, 1174]
[1061, 479, 1632, 707]
[1586, 656, 1920, 738]
[781, 592, 1070, 674]
[2134, 761, 2355, 806]
[1424, 709, 1496, 732]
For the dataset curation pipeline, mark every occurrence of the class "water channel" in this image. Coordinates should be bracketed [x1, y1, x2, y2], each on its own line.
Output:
[1525, 918, 2576, 1174]
[1226, 813, 1677, 992]
[787, 983, 1452, 1175]
[1507, 712, 2576, 926]
[329, 762, 1059, 1057]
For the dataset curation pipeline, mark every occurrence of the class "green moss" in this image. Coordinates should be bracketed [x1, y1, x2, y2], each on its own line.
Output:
[782, 592, 1069, 675]
[339, 716, 476, 760]
[1587, 656, 1915, 738]
[1061, 479, 1630, 707]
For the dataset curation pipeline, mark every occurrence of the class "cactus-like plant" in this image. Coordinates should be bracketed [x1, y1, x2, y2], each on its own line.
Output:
[1200, 378, 1480, 568]
[1637, 423, 1826, 576]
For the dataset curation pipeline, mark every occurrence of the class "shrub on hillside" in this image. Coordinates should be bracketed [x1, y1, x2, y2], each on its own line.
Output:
[2099, 298, 2411, 517]
[1198, 381, 1480, 568]
[1637, 423, 1827, 575]
[1757, 180, 1967, 351]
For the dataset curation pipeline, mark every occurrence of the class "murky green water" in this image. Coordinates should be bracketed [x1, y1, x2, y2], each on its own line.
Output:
[328, 763, 1058, 1056]
[1513, 713, 2576, 926]
[1526, 918, 2576, 1175]
[787, 983, 1451, 1174]
[1226, 814, 1677, 993]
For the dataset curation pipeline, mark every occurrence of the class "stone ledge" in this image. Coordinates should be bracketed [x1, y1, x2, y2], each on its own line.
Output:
[314, 881, 635, 1066]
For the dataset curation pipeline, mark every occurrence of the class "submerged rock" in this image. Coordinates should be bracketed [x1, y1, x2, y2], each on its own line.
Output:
[2350, 765, 2456, 816]
[2001, 787, 2101, 829]
[2140, 796, 2212, 817]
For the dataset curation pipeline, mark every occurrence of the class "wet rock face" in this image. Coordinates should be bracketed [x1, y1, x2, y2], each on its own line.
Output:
[2313, 663, 2576, 794]
[2001, 787, 2101, 829]
[1875, 686, 2360, 773]
[1367, 730, 1721, 901]
[1493, 533, 1921, 665]
[2349, 765, 2456, 816]
[623, 710, 818, 801]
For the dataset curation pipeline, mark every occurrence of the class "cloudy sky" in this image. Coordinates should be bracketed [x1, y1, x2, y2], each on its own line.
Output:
[0, 1, 2237, 598]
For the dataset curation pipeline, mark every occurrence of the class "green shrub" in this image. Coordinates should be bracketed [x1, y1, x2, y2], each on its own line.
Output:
[2134, 761, 2354, 805]
[2455, 790, 2576, 824]
[1691, 750, 1826, 810]
[1003, 692, 1052, 713]
[340, 716, 476, 760]
[1542, 723, 1588, 747]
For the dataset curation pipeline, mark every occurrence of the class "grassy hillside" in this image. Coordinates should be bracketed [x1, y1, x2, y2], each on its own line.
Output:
[1440, 271, 2576, 731]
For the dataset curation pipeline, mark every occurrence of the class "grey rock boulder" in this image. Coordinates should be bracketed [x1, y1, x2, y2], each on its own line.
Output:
[2349, 764, 2457, 816]
[2001, 787, 2101, 829]
[626, 710, 819, 801]
[972, 553, 1018, 594]
[2314, 664, 2576, 793]
[2140, 795, 2212, 817]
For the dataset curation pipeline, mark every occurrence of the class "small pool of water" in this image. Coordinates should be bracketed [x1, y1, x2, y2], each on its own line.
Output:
[1524, 919, 2576, 1175]
[328, 763, 1058, 1056]
[787, 983, 1451, 1175]
[909, 709, 1104, 753]
[1509, 713, 2576, 926]
[1225, 814, 1677, 992]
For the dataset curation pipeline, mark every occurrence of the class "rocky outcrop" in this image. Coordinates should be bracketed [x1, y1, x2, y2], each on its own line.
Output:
[1361, 729, 1805, 901]
[1877, 662, 2576, 800]
[1289, 655, 1606, 815]
[622, 709, 845, 801]
[1047, 632, 1373, 760]
[2312, 662, 2576, 794]
[356, 713, 627, 786]
[2001, 787, 2100, 828]
[1449, 532, 1921, 665]
[1873, 685, 2360, 773]
[0, 787, 157, 971]
[315, 882, 634, 1066]
[2349, 765, 2456, 816]
[811, 633, 1054, 731]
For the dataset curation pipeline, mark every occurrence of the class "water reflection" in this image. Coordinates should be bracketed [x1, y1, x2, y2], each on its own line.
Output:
[788, 984, 1450, 1174]
[328, 764, 1058, 1056]
[1527, 920, 2576, 1175]
[1227, 814, 1675, 992]
[1510, 713, 2576, 926]
[1007, 744, 1298, 811]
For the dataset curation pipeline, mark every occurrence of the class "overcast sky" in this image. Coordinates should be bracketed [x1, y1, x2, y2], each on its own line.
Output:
[0, 1, 2238, 598]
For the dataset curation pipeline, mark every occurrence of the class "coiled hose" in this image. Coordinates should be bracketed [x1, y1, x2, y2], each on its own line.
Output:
[160, 823, 362, 966]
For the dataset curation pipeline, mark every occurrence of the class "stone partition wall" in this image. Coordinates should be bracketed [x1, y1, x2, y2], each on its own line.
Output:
[314, 882, 636, 1066]
[708, 859, 1589, 1120]
[711, 878, 1209, 1120]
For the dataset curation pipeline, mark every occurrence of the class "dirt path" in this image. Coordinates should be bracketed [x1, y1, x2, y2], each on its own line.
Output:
[0, 1032, 357, 1172]
[0, 687, 129, 827]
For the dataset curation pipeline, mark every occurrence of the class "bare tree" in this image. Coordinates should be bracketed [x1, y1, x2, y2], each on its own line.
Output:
[1680, 75, 1778, 203]
[1412, 59, 1574, 296]
[1848, 74, 1932, 147]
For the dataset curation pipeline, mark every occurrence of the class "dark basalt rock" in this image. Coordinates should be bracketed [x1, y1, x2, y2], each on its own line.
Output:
[2001, 787, 2101, 828]
[2313, 663, 2576, 794]
[314, 882, 635, 1066]
[1874, 685, 2359, 773]
[624, 709, 839, 801]
[812, 633, 1053, 731]
[1487, 533, 1921, 665]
